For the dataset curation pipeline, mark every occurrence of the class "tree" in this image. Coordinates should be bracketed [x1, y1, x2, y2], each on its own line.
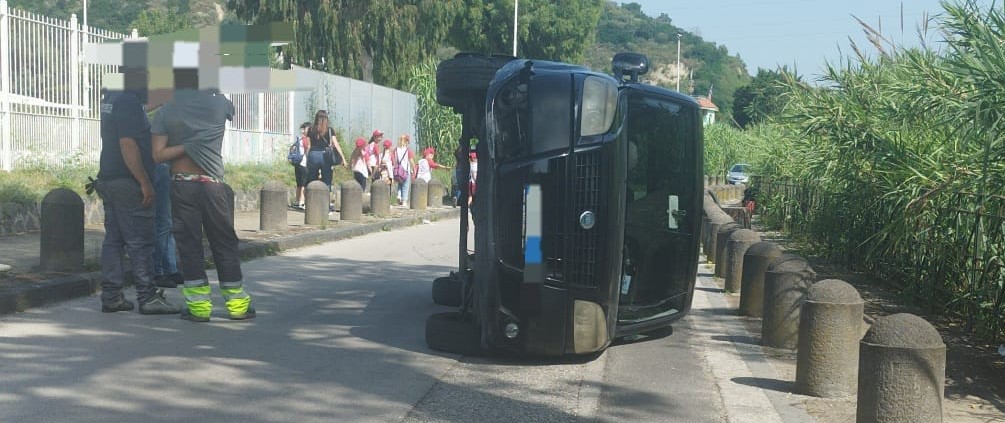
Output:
[448, 0, 604, 63]
[732, 67, 797, 128]
[131, 9, 190, 36]
[226, 0, 464, 90]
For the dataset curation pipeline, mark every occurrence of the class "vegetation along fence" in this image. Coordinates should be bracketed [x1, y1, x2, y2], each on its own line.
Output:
[755, 176, 1005, 341]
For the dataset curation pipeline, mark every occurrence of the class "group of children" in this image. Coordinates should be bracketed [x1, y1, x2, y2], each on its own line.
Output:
[292, 126, 478, 209]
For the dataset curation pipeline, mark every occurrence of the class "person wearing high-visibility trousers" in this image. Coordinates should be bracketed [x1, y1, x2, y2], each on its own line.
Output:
[151, 88, 255, 322]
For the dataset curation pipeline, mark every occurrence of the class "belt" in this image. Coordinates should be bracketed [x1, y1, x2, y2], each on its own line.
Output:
[172, 173, 222, 184]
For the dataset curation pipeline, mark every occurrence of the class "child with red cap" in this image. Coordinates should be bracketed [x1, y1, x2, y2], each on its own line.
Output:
[378, 139, 394, 183]
[350, 137, 370, 190]
[367, 130, 383, 179]
[416, 147, 451, 183]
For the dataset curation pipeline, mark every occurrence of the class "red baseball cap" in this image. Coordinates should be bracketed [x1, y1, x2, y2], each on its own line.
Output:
[355, 137, 366, 147]
[372, 129, 383, 137]
[469, 152, 477, 159]
[383, 139, 392, 147]
[423, 147, 435, 156]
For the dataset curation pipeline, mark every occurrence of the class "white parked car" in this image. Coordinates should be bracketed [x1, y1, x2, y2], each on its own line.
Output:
[727, 163, 750, 185]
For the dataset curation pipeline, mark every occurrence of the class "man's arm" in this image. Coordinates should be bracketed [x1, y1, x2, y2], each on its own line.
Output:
[152, 133, 186, 163]
[119, 137, 155, 207]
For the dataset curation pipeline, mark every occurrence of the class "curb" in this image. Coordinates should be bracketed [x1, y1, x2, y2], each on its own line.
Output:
[0, 208, 461, 316]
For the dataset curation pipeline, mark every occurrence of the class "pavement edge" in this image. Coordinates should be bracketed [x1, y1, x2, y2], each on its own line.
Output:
[0, 208, 460, 316]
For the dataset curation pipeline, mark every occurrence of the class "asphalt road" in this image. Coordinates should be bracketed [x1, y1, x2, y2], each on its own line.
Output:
[0, 218, 734, 423]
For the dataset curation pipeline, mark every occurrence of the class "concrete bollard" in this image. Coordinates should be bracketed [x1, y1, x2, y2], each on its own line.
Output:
[724, 229, 761, 293]
[856, 313, 946, 423]
[304, 180, 330, 225]
[340, 180, 363, 221]
[714, 175, 722, 185]
[705, 214, 734, 260]
[40, 188, 84, 272]
[259, 181, 287, 231]
[410, 179, 428, 210]
[739, 241, 784, 317]
[795, 279, 864, 398]
[427, 179, 445, 208]
[762, 254, 815, 349]
[714, 223, 742, 277]
[370, 179, 391, 217]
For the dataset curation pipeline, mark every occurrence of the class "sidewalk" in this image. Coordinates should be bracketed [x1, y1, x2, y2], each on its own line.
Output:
[0, 205, 460, 315]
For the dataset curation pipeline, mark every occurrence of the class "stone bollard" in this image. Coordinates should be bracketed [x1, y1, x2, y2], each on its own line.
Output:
[370, 179, 391, 217]
[714, 223, 742, 277]
[739, 241, 784, 317]
[304, 180, 330, 225]
[259, 181, 287, 231]
[410, 179, 428, 210]
[762, 254, 815, 349]
[340, 180, 363, 221]
[724, 229, 761, 293]
[796, 279, 864, 398]
[705, 214, 734, 260]
[714, 175, 722, 185]
[40, 188, 84, 272]
[856, 313, 946, 423]
[427, 179, 445, 208]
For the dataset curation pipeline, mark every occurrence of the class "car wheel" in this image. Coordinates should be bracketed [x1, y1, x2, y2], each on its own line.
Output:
[425, 311, 482, 356]
[432, 275, 461, 307]
[436, 53, 516, 108]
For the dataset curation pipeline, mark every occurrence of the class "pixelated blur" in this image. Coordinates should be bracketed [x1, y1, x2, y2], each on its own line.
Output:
[85, 23, 305, 101]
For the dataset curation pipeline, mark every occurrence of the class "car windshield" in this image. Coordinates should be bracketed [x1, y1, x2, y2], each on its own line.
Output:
[730, 164, 749, 173]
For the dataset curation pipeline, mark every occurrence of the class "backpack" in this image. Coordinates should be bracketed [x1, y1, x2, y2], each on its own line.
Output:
[287, 136, 304, 165]
[393, 149, 409, 183]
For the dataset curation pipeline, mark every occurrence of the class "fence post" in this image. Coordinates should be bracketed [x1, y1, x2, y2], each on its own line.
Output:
[0, 0, 10, 171]
[69, 14, 81, 153]
[257, 92, 265, 163]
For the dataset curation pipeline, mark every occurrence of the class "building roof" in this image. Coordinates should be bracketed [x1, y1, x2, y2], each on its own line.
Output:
[694, 96, 719, 112]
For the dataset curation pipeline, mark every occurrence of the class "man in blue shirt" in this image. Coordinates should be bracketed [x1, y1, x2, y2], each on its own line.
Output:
[96, 87, 181, 315]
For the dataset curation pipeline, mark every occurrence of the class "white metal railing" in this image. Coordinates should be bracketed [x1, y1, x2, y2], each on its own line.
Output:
[0, 1, 414, 171]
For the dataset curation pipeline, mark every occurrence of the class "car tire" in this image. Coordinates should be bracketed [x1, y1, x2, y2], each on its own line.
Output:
[432, 275, 461, 307]
[425, 311, 482, 356]
[436, 53, 515, 108]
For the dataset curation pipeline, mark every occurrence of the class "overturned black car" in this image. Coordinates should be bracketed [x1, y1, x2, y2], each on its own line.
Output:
[426, 52, 703, 357]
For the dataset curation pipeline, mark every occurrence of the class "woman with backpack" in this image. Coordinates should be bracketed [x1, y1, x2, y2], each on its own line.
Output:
[288, 122, 311, 209]
[305, 110, 347, 188]
[391, 134, 416, 206]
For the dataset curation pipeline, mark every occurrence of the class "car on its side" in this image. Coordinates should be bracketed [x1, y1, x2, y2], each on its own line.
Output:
[727, 163, 750, 185]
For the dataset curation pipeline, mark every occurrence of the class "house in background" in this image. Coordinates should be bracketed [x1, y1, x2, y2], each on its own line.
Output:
[694, 96, 718, 126]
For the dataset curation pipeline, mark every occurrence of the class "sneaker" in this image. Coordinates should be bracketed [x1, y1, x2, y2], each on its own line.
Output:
[180, 308, 210, 323]
[139, 290, 182, 315]
[101, 297, 134, 313]
[228, 306, 257, 321]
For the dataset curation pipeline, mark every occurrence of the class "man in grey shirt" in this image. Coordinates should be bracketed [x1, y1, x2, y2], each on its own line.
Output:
[151, 89, 255, 322]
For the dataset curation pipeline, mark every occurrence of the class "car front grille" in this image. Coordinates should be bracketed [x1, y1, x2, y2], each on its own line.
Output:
[568, 150, 601, 287]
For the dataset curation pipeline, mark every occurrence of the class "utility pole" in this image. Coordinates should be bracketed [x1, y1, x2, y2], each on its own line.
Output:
[513, 0, 519, 57]
[676, 33, 682, 92]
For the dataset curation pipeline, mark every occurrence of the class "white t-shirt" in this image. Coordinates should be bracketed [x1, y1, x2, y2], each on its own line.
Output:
[416, 158, 432, 182]
[395, 146, 412, 173]
[353, 153, 369, 178]
[470, 161, 478, 183]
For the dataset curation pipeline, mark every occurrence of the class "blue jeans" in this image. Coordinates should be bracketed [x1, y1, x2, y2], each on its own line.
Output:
[306, 150, 333, 187]
[152, 163, 178, 277]
[397, 177, 411, 205]
[97, 178, 157, 304]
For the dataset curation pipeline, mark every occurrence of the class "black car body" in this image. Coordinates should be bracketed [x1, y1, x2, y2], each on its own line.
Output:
[429, 54, 703, 357]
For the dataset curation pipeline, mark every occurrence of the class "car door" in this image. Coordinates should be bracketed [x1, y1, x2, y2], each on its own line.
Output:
[616, 89, 702, 333]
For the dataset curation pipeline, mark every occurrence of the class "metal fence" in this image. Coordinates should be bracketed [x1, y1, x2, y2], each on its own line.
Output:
[0, 0, 417, 171]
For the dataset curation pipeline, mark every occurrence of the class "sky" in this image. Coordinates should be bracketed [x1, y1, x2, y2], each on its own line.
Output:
[629, 0, 995, 77]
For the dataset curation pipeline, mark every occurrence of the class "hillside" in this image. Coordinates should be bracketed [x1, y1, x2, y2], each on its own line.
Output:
[7, 0, 228, 34]
[584, 2, 750, 121]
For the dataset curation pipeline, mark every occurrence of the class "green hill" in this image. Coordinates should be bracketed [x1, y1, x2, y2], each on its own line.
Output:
[584, 2, 751, 121]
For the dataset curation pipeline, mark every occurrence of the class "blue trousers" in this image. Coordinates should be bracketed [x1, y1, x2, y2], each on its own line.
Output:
[97, 178, 157, 305]
[152, 163, 178, 277]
